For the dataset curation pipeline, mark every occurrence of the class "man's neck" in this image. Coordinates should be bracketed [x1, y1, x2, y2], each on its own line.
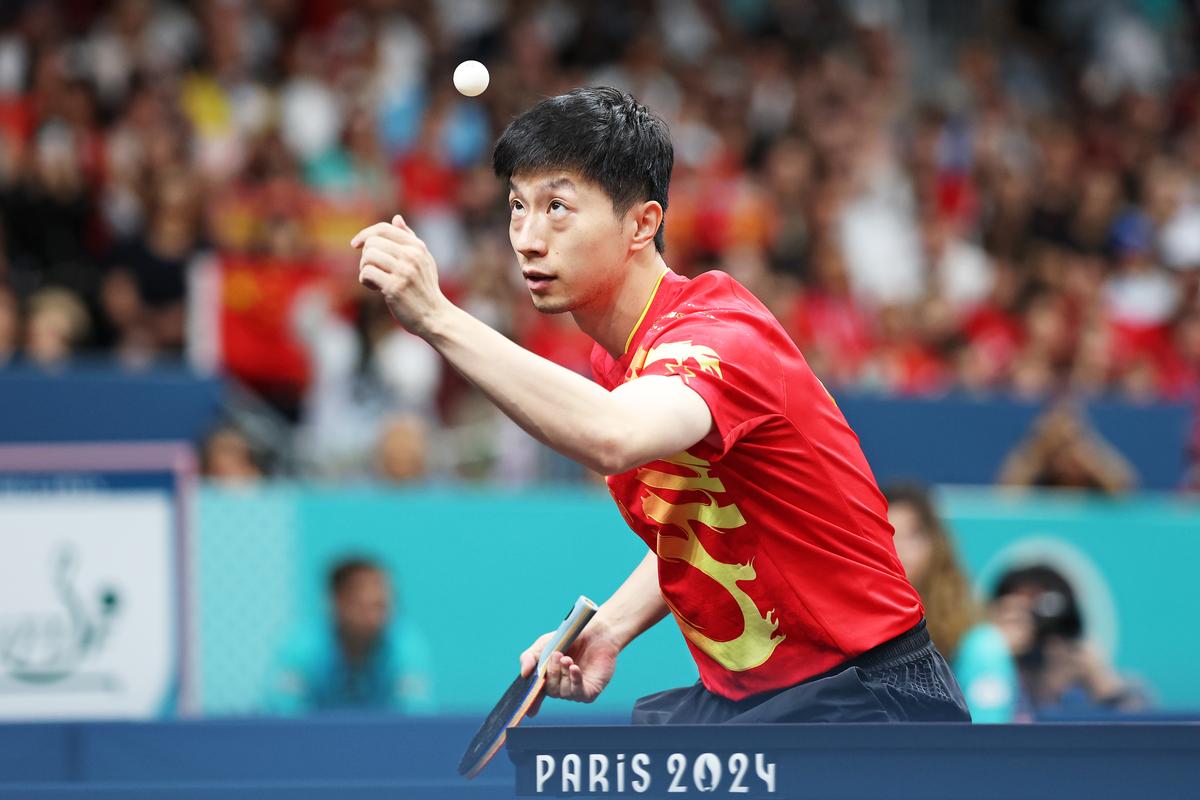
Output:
[573, 251, 670, 358]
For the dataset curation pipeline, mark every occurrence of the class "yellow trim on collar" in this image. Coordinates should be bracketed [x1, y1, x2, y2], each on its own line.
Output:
[623, 270, 668, 356]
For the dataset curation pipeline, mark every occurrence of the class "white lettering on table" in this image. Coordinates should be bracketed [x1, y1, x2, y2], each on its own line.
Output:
[561, 753, 581, 793]
[589, 753, 610, 792]
[535, 754, 555, 792]
[630, 753, 652, 792]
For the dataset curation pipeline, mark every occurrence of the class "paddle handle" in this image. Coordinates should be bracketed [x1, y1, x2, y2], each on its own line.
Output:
[535, 595, 599, 674]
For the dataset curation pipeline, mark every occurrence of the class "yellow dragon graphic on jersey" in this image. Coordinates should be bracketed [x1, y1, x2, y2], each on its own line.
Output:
[625, 341, 723, 384]
[625, 341, 784, 672]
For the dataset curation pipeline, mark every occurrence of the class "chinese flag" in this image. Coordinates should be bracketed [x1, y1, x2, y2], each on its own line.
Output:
[218, 256, 326, 393]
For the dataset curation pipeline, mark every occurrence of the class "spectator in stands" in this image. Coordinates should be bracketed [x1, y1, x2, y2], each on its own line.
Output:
[265, 557, 434, 715]
[989, 564, 1147, 718]
[0, 283, 17, 367]
[200, 425, 263, 483]
[101, 168, 205, 360]
[0, 118, 97, 298]
[24, 286, 89, 367]
[374, 413, 429, 483]
[0, 0, 1197, 480]
[1161, 308, 1200, 398]
[885, 483, 1018, 722]
[998, 404, 1137, 494]
[291, 287, 440, 479]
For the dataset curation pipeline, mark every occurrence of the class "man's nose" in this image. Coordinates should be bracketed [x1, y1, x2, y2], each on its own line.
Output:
[513, 218, 548, 259]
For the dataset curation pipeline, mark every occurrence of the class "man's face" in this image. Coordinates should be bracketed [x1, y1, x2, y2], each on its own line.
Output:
[334, 569, 391, 643]
[507, 171, 631, 314]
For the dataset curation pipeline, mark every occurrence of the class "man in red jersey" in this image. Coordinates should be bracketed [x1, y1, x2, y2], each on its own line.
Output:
[351, 87, 970, 723]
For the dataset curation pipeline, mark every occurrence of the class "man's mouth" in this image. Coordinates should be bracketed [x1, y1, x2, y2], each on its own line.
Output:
[522, 271, 557, 292]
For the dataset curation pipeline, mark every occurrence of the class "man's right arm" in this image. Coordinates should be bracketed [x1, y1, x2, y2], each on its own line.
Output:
[352, 219, 713, 476]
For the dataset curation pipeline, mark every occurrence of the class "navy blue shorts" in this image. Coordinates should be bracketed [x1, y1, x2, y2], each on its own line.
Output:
[631, 619, 972, 724]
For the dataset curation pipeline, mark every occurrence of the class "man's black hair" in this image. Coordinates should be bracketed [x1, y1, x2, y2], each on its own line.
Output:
[493, 87, 673, 252]
[329, 556, 383, 595]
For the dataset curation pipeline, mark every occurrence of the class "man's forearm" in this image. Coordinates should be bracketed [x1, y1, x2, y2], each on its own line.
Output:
[593, 552, 669, 650]
[425, 304, 634, 473]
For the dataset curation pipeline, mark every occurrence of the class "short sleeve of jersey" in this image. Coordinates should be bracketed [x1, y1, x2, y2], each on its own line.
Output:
[632, 309, 781, 460]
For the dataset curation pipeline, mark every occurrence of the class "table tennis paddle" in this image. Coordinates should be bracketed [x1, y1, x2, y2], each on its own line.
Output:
[458, 595, 599, 779]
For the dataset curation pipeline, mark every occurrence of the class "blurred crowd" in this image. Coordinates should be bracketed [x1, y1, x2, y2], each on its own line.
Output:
[0, 0, 1198, 480]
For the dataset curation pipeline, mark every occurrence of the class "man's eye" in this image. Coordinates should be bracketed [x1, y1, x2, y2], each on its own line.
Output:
[549, 200, 567, 214]
[510, 200, 525, 214]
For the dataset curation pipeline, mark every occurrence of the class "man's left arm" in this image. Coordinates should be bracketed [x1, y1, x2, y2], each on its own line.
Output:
[352, 218, 712, 475]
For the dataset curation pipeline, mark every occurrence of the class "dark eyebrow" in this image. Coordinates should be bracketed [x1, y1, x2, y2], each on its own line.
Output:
[509, 176, 577, 195]
[541, 177, 577, 192]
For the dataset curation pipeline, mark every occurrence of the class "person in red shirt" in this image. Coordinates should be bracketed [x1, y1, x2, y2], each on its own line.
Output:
[351, 87, 969, 723]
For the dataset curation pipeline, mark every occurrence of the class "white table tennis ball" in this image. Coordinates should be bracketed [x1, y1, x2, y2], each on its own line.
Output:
[453, 60, 490, 97]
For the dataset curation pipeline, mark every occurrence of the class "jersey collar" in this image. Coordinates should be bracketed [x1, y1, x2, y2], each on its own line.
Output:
[620, 269, 686, 364]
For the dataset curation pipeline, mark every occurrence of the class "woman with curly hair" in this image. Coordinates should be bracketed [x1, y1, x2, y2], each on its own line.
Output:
[885, 483, 1019, 722]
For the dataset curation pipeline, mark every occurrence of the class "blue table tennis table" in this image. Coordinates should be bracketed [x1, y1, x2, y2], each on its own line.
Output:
[1, 717, 1196, 798]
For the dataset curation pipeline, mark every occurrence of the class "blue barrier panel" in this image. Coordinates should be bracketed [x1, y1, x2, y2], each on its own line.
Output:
[0, 724, 72, 781]
[0, 368, 1190, 487]
[837, 392, 1194, 490]
[507, 723, 1200, 798]
[0, 366, 224, 444]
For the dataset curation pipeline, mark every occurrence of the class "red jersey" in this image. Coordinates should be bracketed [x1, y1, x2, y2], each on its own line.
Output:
[592, 269, 923, 701]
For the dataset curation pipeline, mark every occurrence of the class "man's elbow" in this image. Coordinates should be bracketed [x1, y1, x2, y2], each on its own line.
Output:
[590, 429, 642, 476]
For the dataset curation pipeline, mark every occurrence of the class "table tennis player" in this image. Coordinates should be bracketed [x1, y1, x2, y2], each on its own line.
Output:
[350, 87, 971, 724]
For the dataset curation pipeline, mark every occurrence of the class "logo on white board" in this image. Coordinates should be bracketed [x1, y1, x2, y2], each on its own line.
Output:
[0, 543, 122, 688]
[0, 493, 176, 719]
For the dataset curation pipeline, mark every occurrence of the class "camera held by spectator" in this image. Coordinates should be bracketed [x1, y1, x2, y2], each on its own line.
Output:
[989, 564, 1147, 717]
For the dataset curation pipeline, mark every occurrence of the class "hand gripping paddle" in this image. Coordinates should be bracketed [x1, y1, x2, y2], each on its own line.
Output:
[458, 595, 599, 778]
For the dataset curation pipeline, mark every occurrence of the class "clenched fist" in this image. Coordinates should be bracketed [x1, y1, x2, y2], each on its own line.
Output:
[351, 214, 450, 338]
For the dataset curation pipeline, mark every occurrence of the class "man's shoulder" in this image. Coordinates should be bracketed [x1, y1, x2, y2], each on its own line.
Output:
[672, 269, 756, 309]
[647, 271, 777, 342]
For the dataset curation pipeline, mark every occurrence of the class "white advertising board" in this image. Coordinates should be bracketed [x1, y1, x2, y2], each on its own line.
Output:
[0, 492, 176, 719]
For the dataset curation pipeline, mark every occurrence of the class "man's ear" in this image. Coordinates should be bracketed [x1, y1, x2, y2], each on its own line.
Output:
[628, 201, 664, 253]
